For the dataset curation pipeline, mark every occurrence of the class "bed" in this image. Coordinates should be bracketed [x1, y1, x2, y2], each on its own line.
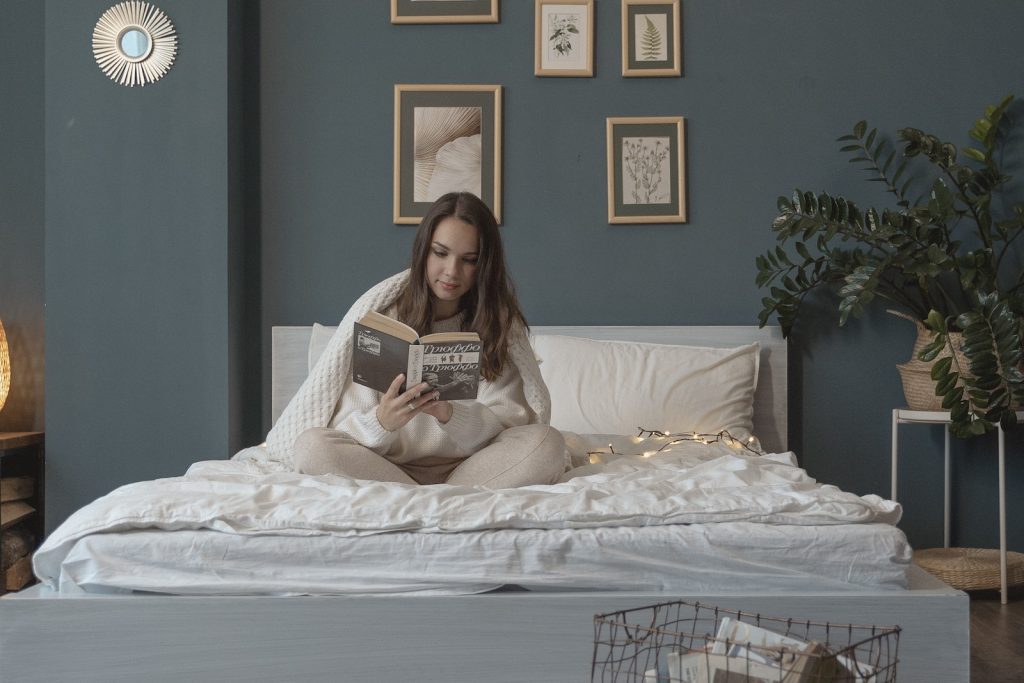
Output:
[0, 326, 968, 682]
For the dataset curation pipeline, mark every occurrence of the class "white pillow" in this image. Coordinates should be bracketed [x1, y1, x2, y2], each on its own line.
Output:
[308, 323, 336, 372]
[530, 335, 760, 440]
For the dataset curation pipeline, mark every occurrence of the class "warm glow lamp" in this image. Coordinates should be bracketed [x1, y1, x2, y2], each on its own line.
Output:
[0, 318, 10, 413]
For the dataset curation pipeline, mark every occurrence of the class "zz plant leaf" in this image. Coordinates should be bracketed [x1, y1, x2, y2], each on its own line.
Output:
[756, 95, 1024, 437]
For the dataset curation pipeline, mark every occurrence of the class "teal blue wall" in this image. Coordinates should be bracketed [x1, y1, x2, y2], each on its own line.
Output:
[0, 0, 45, 434]
[4, 1, 1022, 555]
[40, 0, 257, 529]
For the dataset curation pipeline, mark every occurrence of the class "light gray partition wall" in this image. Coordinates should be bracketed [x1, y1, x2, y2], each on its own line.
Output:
[43, 0, 253, 530]
[0, 0, 45, 433]
[260, 0, 1024, 553]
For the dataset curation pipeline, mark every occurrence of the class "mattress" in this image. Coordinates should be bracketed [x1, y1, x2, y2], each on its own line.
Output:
[49, 521, 910, 596]
[34, 435, 910, 595]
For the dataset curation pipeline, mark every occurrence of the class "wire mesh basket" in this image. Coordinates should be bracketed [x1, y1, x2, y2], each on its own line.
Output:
[593, 600, 900, 682]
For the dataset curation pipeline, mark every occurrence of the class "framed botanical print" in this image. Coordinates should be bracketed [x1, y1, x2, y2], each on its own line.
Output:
[534, 0, 594, 77]
[394, 84, 503, 224]
[606, 116, 687, 224]
[391, 0, 499, 24]
[621, 0, 682, 77]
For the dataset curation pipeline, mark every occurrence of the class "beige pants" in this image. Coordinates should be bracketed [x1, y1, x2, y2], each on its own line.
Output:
[293, 425, 566, 488]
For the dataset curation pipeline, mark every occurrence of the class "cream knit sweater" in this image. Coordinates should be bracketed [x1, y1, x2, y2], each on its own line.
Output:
[263, 270, 550, 467]
[331, 307, 531, 464]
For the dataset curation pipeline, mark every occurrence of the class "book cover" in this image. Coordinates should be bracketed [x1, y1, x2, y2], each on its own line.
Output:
[352, 312, 482, 400]
[410, 340, 482, 401]
[352, 321, 416, 395]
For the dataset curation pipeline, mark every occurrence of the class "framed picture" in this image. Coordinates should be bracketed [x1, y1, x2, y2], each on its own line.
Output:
[606, 116, 687, 224]
[621, 0, 682, 77]
[391, 0, 499, 24]
[394, 84, 503, 224]
[534, 0, 594, 77]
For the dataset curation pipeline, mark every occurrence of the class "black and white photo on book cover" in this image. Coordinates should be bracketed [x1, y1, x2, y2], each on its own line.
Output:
[412, 341, 482, 400]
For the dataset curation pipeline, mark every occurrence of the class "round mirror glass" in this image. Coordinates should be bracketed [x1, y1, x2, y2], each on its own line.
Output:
[119, 29, 150, 59]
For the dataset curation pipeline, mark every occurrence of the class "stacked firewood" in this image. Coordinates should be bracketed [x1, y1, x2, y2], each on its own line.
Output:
[0, 475, 36, 593]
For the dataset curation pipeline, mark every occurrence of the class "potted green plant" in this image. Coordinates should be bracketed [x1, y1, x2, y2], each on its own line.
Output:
[756, 95, 1024, 437]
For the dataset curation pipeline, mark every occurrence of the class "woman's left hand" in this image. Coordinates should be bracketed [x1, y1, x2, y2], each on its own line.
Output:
[420, 398, 454, 424]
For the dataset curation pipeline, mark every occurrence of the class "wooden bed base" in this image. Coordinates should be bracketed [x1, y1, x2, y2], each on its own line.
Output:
[0, 567, 967, 681]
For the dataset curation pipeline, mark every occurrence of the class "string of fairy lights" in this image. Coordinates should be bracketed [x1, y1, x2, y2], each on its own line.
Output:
[586, 427, 763, 464]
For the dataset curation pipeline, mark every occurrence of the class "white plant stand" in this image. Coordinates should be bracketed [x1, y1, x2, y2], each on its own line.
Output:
[891, 408, 1018, 604]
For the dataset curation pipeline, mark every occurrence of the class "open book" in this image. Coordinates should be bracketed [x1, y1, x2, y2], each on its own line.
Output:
[352, 310, 482, 400]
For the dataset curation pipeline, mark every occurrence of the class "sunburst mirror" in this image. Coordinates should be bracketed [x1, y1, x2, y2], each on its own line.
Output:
[92, 1, 178, 87]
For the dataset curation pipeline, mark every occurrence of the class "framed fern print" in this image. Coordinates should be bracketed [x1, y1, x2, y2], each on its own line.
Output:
[621, 0, 681, 77]
[534, 0, 594, 77]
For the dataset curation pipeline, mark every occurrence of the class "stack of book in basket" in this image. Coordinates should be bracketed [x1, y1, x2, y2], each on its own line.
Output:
[592, 600, 899, 682]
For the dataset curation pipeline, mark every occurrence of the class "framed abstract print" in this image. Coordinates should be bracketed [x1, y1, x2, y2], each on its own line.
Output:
[394, 84, 503, 224]
[391, 0, 499, 24]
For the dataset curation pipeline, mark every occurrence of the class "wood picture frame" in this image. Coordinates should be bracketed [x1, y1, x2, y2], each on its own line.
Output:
[621, 0, 682, 77]
[606, 116, 687, 224]
[534, 0, 594, 77]
[391, 0, 499, 24]
[394, 84, 503, 225]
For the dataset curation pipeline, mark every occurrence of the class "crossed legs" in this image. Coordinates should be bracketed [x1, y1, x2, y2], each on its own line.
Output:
[292, 425, 565, 488]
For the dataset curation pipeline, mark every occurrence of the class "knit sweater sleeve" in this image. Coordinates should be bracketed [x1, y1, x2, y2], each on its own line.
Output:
[330, 380, 400, 451]
[440, 362, 531, 454]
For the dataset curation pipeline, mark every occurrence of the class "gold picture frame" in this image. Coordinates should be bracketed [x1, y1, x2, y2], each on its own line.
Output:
[534, 0, 595, 77]
[621, 0, 682, 77]
[391, 0, 499, 24]
[606, 116, 687, 224]
[394, 84, 503, 225]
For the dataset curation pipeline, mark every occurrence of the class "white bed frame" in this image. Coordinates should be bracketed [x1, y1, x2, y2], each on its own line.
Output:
[0, 326, 968, 682]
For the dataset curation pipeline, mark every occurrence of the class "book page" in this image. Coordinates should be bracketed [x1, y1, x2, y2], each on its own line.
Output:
[420, 331, 480, 343]
[358, 310, 419, 343]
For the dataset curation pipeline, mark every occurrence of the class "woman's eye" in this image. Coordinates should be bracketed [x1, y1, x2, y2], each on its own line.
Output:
[432, 250, 447, 258]
[464, 258, 478, 265]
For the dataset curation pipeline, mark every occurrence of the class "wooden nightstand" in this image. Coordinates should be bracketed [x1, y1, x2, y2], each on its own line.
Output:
[0, 432, 45, 594]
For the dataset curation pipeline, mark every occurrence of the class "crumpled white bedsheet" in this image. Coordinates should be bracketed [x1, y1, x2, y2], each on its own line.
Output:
[33, 435, 901, 593]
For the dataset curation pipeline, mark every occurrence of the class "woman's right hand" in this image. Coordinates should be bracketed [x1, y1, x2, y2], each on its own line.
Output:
[375, 374, 439, 432]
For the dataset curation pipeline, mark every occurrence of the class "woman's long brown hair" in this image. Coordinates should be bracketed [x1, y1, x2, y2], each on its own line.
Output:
[395, 192, 527, 382]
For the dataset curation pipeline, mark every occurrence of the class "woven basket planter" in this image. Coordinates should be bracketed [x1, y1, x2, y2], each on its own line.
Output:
[890, 310, 969, 411]
[914, 547, 1024, 591]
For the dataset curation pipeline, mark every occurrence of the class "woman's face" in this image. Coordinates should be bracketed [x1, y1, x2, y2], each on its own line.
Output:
[425, 216, 480, 318]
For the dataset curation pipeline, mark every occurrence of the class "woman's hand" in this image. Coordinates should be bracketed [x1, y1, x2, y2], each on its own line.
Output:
[376, 374, 439, 432]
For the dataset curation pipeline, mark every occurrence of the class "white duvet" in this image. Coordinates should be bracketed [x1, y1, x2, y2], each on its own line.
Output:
[34, 435, 901, 593]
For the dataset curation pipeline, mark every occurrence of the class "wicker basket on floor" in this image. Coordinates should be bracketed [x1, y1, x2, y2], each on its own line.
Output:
[914, 547, 1024, 591]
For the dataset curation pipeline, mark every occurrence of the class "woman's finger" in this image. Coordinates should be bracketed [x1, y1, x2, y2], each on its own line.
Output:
[383, 373, 406, 398]
[399, 381, 431, 404]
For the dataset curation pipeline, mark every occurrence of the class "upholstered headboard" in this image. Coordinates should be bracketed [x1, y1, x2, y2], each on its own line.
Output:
[271, 325, 788, 453]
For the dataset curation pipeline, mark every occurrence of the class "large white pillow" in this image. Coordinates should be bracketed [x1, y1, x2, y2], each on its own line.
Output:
[530, 335, 760, 440]
[308, 323, 335, 372]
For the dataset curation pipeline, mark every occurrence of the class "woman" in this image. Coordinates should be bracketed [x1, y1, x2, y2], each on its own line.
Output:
[273, 192, 564, 487]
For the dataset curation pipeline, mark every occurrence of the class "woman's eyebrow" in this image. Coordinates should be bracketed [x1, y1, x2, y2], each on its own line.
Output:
[432, 240, 478, 256]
